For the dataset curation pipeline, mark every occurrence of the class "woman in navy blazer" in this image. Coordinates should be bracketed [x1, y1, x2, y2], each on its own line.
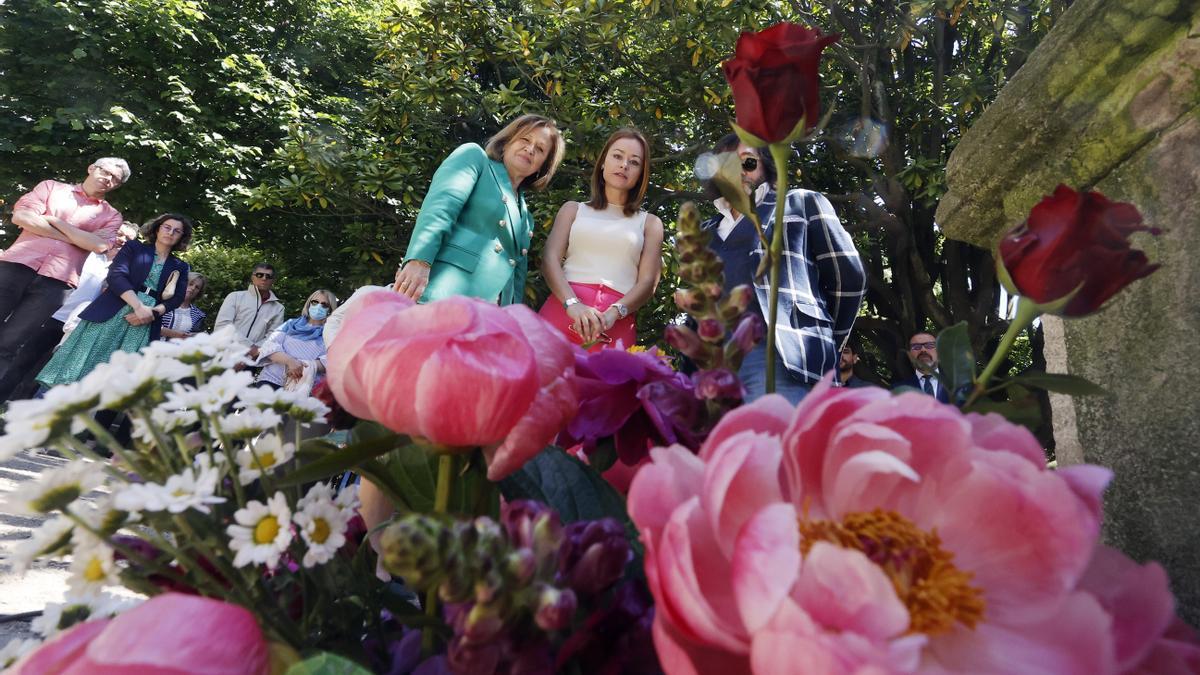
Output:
[38, 213, 192, 388]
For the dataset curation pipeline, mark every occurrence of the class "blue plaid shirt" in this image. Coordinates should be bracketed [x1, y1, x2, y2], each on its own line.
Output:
[704, 188, 866, 384]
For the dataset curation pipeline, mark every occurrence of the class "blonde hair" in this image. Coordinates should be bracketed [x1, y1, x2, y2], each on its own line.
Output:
[484, 114, 565, 192]
[187, 272, 207, 300]
[302, 289, 339, 319]
[587, 128, 651, 217]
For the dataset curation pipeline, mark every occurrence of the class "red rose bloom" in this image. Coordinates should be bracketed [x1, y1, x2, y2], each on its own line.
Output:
[999, 185, 1160, 316]
[722, 22, 838, 143]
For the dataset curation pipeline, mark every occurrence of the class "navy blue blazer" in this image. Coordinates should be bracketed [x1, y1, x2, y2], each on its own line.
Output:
[78, 240, 190, 342]
[893, 373, 951, 404]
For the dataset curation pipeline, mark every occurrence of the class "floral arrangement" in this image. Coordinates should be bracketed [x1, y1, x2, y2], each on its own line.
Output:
[5, 19, 1199, 675]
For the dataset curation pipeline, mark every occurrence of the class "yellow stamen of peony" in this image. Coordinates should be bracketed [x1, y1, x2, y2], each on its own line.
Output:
[254, 516, 281, 544]
[799, 509, 985, 636]
[83, 556, 106, 582]
[310, 518, 331, 544]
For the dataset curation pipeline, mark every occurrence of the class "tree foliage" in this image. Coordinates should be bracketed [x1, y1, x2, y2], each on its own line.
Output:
[0, 0, 1066, 382]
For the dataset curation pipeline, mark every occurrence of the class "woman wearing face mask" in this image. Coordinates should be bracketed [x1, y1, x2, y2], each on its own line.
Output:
[394, 114, 566, 305]
[538, 128, 664, 350]
[254, 289, 338, 395]
[159, 272, 208, 339]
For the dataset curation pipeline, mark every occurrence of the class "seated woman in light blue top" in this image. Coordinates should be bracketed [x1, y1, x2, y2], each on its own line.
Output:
[393, 114, 565, 305]
[255, 289, 339, 394]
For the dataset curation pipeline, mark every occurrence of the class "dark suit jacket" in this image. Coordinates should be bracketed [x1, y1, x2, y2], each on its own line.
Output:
[78, 240, 189, 342]
[893, 373, 951, 404]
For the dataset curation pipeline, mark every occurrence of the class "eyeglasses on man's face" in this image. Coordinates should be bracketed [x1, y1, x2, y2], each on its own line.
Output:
[309, 299, 331, 309]
[909, 341, 937, 352]
[253, 272, 274, 280]
[740, 156, 759, 172]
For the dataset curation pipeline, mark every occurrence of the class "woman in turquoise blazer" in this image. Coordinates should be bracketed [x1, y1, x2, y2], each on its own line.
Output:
[394, 114, 565, 305]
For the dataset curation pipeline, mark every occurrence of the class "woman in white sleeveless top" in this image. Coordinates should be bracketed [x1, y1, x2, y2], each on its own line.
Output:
[538, 128, 664, 350]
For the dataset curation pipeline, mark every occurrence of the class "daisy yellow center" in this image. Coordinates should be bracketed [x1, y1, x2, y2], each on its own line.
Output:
[310, 518, 331, 544]
[799, 509, 985, 636]
[254, 452, 277, 470]
[253, 516, 281, 544]
[83, 556, 106, 582]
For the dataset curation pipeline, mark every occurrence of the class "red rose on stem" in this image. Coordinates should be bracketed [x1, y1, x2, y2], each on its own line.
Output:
[723, 22, 838, 143]
[999, 185, 1160, 316]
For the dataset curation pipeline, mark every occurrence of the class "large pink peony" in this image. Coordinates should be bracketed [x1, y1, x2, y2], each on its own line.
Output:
[11, 593, 269, 674]
[628, 380, 1199, 674]
[326, 290, 577, 479]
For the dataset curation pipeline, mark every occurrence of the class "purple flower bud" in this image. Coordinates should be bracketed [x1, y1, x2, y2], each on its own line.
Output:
[464, 601, 506, 642]
[701, 282, 724, 300]
[697, 318, 724, 342]
[673, 288, 702, 312]
[558, 519, 631, 596]
[506, 548, 536, 585]
[731, 312, 765, 354]
[501, 500, 561, 554]
[534, 584, 577, 631]
[693, 368, 745, 401]
[447, 635, 502, 675]
[725, 284, 755, 313]
[664, 325, 704, 358]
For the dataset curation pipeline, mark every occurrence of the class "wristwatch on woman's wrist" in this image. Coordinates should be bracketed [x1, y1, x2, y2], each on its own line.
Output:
[563, 297, 581, 309]
[611, 302, 629, 319]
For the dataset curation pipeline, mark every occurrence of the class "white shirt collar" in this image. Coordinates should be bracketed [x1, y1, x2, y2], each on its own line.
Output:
[713, 182, 770, 240]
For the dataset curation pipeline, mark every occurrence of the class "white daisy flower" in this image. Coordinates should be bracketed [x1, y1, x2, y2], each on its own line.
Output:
[227, 492, 293, 569]
[131, 407, 200, 444]
[0, 637, 41, 669]
[294, 498, 349, 568]
[233, 385, 290, 411]
[297, 482, 336, 510]
[113, 461, 225, 515]
[0, 380, 103, 457]
[335, 483, 360, 513]
[235, 433, 295, 485]
[218, 408, 283, 440]
[2, 460, 104, 515]
[66, 537, 120, 597]
[31, 592, 139, 639]
[9, 515, 75, 574]
[166, 370, 254, 415]
[147, 327, 244, 367]
[287, 395, 331, 423]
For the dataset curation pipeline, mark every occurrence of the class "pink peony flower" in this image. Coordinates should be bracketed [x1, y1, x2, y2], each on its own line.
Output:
[11, 593, 269, 674]
[326, 291, 578, 479]
[628, 380, 1198, 674]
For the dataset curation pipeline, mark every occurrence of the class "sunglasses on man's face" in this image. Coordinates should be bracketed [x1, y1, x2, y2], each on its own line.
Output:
[741, 157, 759, 172]
[253, 272, 274, 280]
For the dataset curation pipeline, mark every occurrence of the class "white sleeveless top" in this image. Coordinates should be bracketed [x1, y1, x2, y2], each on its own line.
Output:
[562, 203, 648, 294]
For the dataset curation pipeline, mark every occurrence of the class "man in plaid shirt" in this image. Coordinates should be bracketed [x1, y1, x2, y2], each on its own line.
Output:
[702, 134, 866, 404]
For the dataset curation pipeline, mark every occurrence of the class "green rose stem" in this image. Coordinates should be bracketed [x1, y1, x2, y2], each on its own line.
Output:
[764, 142, 793, 394]
[424, 451, 459, 655]
[965, 295, 1041, 408]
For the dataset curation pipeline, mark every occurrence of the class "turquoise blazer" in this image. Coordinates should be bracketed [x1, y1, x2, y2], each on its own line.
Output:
[403, 143, 534, 306]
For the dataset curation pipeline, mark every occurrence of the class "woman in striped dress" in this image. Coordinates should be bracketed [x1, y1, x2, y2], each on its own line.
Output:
[254, 289, 338, 395]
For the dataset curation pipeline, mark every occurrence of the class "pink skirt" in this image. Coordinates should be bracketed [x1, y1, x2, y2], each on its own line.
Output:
[538, 282, 636, 352]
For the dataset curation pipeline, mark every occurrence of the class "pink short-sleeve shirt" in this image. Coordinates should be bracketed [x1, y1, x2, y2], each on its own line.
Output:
[2, 180, 123, 287]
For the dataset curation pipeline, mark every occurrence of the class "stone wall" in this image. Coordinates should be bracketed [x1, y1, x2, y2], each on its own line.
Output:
[935, 0, 1200, 624]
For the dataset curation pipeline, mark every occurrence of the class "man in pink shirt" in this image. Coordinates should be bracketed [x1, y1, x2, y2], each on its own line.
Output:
[0, 157, 129, 391]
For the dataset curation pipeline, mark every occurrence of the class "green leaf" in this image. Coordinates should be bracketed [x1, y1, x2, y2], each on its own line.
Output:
[499, 447, 640, 555]
[936, 321, 974, 400]
[285, 652, 373, 675]
[1003, 372, 1108, 397]
[965, 385, 1043, 430]
[278, 425, 405, 487]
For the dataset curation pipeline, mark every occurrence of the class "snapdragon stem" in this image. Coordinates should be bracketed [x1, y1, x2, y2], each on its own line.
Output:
[764, 143, 792, 394]
[966, 296, 1041, 407]
[423, 452, 458, 656]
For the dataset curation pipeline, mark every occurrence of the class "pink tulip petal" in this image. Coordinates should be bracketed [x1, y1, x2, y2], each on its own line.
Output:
[794, 542, 910, 640]
[699, 394, 793, 461]
[730, 502, 800, 633]
[1077, 545, 1175, 671]
[928, 591, 1116, 675]
[701, 430, 785, 557]
[12, 618, 110, 674]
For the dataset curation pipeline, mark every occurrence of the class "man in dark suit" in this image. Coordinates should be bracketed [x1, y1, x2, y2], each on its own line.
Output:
[893, 331, 950, 403]
[838, 341, 874, 388]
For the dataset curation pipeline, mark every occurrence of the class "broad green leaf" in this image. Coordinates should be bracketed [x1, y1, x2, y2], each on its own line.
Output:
[285, 652, 373, 675]
[278, 427, 405, 487]
[1004, 372, 1108, 397]
[936, 322, 975, 402]
[966, 385, 1043, 431]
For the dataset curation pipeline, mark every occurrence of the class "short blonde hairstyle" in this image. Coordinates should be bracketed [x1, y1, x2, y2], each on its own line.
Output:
[302, 289, 339, 320]
[187, 272, 208, 300]
[484, 114, 565, 192]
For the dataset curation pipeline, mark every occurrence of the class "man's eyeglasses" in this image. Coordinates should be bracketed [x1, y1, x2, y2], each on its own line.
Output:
[740, 157, 759, 172]
[309, 299, 331, 308]
[253, 272, 274, 280]
[909, 341, 937, 351]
